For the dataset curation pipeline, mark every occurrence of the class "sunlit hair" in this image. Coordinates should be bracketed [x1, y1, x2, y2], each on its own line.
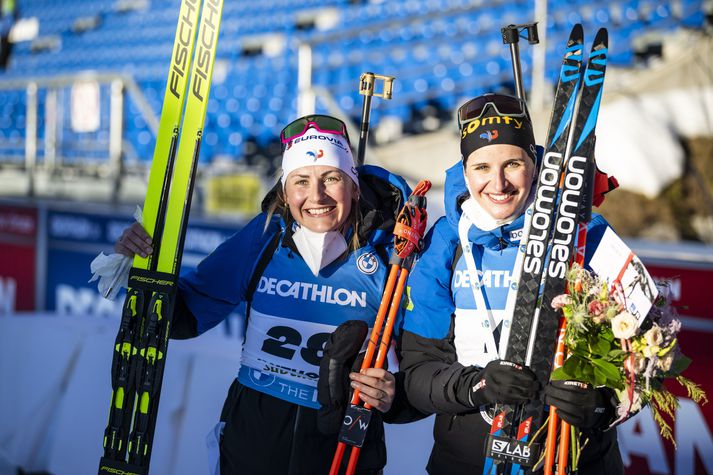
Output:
[264, 169, 362, 253]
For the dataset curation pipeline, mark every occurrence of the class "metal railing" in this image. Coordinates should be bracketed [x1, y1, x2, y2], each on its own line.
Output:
[0, 72, 158, 201]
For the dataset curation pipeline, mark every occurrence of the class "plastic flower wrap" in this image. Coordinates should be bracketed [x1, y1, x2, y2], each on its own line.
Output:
[550, 263, 707, 445]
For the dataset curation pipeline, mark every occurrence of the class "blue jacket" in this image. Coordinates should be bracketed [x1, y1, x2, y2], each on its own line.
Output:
[177, 165, 411, 408]
[171, 165, 413, 473]
[399, 160, 622, 474]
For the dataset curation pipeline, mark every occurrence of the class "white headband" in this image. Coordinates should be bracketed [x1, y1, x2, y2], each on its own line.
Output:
[280, 130, 359, 187]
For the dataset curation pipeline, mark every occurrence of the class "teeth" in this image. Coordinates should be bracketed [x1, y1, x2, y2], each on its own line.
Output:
[489, 194, 510, 202]
[307, 207, 333, 216]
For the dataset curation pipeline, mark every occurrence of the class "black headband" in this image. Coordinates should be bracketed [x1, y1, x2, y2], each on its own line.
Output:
[460, 106, 536, 162]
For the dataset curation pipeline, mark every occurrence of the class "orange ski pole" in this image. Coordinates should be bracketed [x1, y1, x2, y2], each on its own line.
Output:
[544, 222, 588, 475]
[329, 180, 430, 475]
[329, 263, 399, 475]
[345, 266, 411, 475]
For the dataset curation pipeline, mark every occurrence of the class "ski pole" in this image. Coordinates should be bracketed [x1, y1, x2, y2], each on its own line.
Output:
[356, 72, 395, 166]
[501, 22, 539, 101]
[329, 180, 431, 475]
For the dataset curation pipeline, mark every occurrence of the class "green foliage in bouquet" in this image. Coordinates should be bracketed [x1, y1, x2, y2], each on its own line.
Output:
[550, 263, 707, 445]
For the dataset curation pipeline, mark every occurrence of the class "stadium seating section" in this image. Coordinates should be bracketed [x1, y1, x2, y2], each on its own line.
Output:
[0, 0, 708, 173]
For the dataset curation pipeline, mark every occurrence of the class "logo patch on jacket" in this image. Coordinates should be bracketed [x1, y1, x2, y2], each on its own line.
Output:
[356, 251, 379, 275]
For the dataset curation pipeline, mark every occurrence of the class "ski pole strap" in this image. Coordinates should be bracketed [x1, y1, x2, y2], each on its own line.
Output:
[592, 168, 618, 207]
[393, 221, 421, 252]
[393, 180, 431, 260]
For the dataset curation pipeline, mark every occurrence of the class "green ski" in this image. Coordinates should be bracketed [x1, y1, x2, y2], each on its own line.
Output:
[98, 0, 224, 473]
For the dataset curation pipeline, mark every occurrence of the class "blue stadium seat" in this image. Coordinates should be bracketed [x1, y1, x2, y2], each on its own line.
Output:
[1, 0, 708, 167]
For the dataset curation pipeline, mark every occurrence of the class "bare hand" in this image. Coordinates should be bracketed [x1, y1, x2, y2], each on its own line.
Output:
[115, 222, 153, 258]
[349, 368, 395, 413]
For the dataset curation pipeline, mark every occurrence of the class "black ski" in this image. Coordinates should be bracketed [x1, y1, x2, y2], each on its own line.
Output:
[484, 26, 610, 475]
[483, 23, 584, 475]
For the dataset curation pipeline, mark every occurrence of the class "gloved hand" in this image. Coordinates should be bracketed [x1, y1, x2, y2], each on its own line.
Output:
[317, 320, 368, 435]
[544, 380, 616, 430]
[457, 360, 539, 407]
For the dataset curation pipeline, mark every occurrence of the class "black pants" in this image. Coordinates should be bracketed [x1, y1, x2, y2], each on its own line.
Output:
[219, 380, 386, 475]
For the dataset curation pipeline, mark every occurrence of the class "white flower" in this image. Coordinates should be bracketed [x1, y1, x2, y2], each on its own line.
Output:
[657, 353, 674, 372]
[611, 311, 638, 339]
[616, 388, 642, 420]
[624, 354, 647, 374]
[642, 345, 660, 358]
[644, 325, 664, 347]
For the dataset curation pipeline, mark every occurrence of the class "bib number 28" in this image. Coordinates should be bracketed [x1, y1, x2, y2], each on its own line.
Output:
[261, 326, 330, 366]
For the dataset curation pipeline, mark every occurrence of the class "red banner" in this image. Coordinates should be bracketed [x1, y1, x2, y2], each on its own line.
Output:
[645, 264, 713, 318]
[0, 205, 38, 312]
[621, 261, 713, 474]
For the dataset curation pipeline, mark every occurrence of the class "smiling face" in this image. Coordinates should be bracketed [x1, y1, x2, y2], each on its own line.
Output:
[284, 165, 358, 233]
[463, 144, 536, 221]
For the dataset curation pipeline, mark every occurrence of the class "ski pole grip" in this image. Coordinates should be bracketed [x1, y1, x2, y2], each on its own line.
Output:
[501, 24, 520, 44]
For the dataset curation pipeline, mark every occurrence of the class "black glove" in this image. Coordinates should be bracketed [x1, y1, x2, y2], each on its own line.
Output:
[457, 360, 539, 407]
[317, 320, 368, 435]
[544, 380, 616, 430]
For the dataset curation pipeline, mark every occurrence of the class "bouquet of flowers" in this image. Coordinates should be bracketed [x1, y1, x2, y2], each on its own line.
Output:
[550, 263, 707, 444]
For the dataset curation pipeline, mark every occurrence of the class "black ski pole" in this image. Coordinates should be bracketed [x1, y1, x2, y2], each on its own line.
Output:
[501, 22, 539, 102]
[356, 72, 395, 166]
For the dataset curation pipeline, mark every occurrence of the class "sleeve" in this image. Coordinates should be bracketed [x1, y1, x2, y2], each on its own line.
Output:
[398, 219, 475, 415]
[177, 213, 280, 335]
[582, 213, 611, 268]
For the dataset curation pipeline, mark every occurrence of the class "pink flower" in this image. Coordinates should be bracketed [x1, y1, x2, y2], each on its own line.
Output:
[588, 300, 605, 316]
[551, 294, 572, 309]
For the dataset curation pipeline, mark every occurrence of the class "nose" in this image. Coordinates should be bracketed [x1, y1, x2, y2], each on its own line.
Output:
[307, 180, 327, 201]
[490, 167, 508, 192]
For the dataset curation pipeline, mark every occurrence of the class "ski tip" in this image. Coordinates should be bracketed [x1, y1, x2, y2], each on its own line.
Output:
[594, 27, 609, 45]
[565, 25, 584, 54]
[567, 24, 584, 50]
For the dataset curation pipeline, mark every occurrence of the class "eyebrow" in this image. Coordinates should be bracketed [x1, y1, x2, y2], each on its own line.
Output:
[473, 157, 526, 164]
[290, 170, 342, 179]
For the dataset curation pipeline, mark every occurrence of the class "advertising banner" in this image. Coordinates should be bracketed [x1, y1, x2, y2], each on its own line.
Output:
[0, 204, 38, 313]
[45, 207, 241, 320]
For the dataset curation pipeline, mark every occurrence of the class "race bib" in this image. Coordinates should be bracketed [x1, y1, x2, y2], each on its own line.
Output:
[239, 309, 338, 407]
